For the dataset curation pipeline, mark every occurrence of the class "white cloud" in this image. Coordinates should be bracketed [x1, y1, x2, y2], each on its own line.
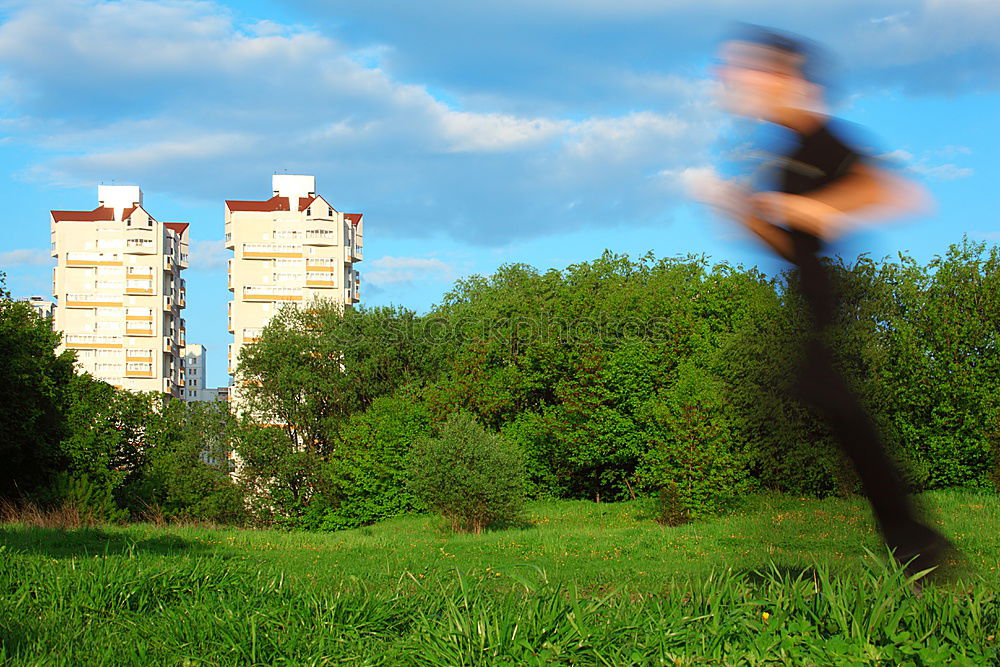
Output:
[0, 0, 719, 246]
[439, 112, 567, 153]
[188, 240, 228, 271]
[364, 256, 455, 286]
[909, 163, 974, 181]
[0, 248, 52, 267]
[879, 147, 974, 182]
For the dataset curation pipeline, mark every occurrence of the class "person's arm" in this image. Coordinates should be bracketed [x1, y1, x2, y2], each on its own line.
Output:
[741, 213, 795, 262]
[685, 172, 796, 261]
[752, 163, 929, 240]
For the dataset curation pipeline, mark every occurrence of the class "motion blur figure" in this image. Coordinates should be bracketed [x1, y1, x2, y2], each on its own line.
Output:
[699, 26, 953, 575]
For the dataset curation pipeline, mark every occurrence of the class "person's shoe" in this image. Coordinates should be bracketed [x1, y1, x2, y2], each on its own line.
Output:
[892, 526, 959, 581]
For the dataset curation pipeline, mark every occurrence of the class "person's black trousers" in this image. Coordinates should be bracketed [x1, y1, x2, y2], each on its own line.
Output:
[791, 235, 945, 564]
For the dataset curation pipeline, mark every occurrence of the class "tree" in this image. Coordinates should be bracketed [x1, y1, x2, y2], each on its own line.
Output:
[0, 274, 75, 499]
[408, 412, 527, 533]
[125, 400, 245, 523]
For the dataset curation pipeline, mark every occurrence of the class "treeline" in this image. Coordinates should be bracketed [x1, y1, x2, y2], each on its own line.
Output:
[1, 273, 243, 523]
[235, 239, 1000, 529]
[3, 239, 999, 529]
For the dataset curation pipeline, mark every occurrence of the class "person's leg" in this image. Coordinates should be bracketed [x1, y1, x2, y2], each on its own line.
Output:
[797, 340, 950, 570]
[793, 255, 951, 572]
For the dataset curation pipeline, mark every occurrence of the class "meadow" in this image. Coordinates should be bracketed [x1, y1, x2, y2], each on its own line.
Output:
[2, 491, 998, 665]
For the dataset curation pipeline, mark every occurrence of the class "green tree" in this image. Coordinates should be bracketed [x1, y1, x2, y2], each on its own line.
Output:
[0, 275, 75, 499]
[320, 391, 431, 530]
[408, 412, 527, 533]
[60, 374, 157, 507]
[125, 400, 245, 523]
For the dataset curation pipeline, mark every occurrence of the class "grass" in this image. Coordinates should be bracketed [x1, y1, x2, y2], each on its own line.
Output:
[1, 490, 998, 665]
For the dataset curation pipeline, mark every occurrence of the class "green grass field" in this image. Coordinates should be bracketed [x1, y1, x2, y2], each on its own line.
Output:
[2, 491, 999, 665]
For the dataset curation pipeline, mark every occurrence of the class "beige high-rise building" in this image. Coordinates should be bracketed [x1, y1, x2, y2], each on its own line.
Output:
[225, 175, 363, 407]
[183, 343, 209, 402]
[50, 185, 189, 398]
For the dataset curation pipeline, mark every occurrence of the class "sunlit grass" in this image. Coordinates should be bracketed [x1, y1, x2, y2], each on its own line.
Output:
[2, 490, 998, 664]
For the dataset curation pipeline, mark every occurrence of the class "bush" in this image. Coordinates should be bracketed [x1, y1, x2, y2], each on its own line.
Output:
[408, 412, 527, 533]
[652, 483, 689, 526]
[320, 393, 430, 530]
[50, 472, 127, 524]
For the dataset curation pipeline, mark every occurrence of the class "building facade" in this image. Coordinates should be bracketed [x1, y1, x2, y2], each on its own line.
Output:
[50, 185, 189, 398]
[23, 296, 56, 321]
[183, 343, 209, 401]
[225, 175, 362, 409]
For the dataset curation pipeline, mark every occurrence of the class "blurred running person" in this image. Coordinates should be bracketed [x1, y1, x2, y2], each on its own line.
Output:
[698, 26, 953, 576]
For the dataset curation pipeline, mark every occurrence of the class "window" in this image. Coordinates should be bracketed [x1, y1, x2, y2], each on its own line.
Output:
[147, 219, 153, 227]
[328, 208, 333, 216]
[306, 208, 312, 216]
[126, 218, 131, 226]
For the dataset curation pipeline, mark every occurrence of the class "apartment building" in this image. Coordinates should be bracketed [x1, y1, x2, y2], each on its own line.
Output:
[225, 174, 362, 408]
[23, 296, 56, 321]
[50, 185, 188, 398]
[184, 343, 209, 401]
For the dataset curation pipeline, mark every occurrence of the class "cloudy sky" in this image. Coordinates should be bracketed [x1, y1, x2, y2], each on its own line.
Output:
[1, 0, 998, 387]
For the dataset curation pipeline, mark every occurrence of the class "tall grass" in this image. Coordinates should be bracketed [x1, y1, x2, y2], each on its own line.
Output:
[2, 490, 998, 665]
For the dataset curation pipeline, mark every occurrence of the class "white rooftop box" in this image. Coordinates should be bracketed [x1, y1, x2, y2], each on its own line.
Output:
[272, 174, 315, 201]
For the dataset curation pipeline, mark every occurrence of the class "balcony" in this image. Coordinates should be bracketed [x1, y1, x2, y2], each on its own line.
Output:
[66, 252, 121, 267]
[242, 243, 303, 260]
[126, 349, 153, 362]
[125, 239, 156, 255]
[243, 327, 263, 343]
[65, 334, 123, 349]
[65, 293, 123, 308]
[305, 257, 336, 272]
[125, 279, 155, 295]
[243, 286, 302, 302]
[303, 229, 336, 246]
[125, 362, 154, 378]
[352, 244, 363, 261]
[126, 324, 155, 336]
[126, 267, 154, 279]
[305, 271, 336, 288]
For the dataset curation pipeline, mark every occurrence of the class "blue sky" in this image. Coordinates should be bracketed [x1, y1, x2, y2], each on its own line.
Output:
[1, 0, 998, 388]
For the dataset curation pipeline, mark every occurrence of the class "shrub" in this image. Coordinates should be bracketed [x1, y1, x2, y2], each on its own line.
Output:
[320, 393, 430, 530]
[50, 472, 127, 524]
[407, 412, 527, 533]
[652, 483, 690, 526]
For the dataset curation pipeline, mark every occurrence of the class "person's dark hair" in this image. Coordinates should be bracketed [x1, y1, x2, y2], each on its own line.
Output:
[728, 23, 830, 86]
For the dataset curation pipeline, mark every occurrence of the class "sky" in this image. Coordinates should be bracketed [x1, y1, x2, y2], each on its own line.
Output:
[1, 0, 998, 388]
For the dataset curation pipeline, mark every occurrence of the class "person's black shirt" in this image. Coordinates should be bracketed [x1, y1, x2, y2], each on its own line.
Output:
[772, 120, 865, 327]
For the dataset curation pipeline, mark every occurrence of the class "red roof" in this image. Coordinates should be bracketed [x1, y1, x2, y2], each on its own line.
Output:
[163, 222, 189, 235]
[298, 196, 317, 212]
[225, 195, 290, 212]
[345, 213, 363, 225]
[51, 206, 115, 222]
[121, 206, 137, 221]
